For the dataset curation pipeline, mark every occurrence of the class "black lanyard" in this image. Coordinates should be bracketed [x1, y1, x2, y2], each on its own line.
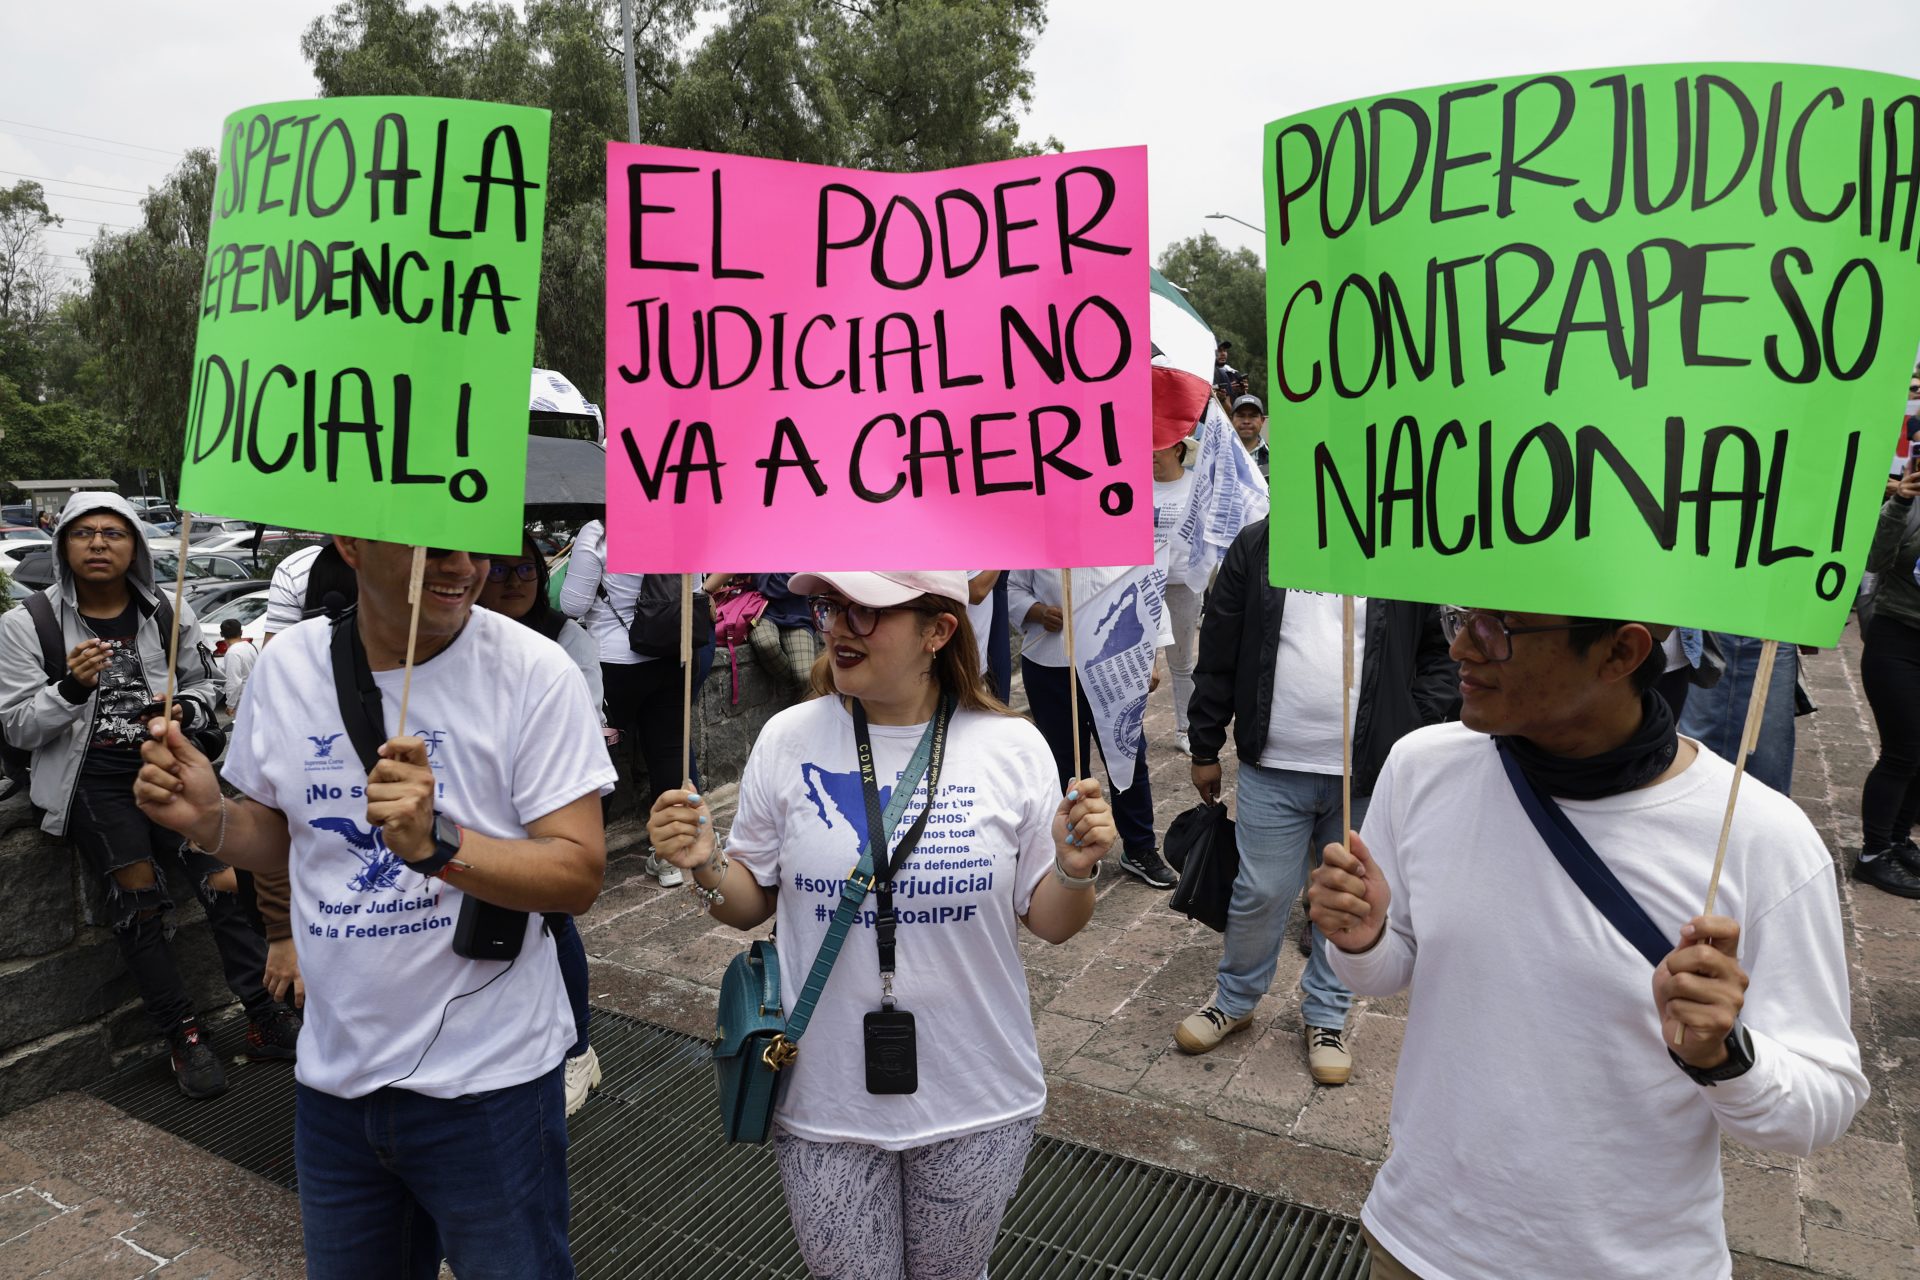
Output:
[851, 696, 951, 1009]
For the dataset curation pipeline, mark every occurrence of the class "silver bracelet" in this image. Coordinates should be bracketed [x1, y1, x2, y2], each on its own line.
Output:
[189, 797, 229, 859]
[1052, 852, 1098, 890]
[690, 849, 730, 907]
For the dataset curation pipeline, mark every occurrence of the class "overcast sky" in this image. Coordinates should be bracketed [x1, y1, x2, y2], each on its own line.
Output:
[6, 0, 1919, 286]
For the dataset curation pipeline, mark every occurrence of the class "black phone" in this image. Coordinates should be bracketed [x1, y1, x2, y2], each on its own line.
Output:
[451, 895, 528, 961]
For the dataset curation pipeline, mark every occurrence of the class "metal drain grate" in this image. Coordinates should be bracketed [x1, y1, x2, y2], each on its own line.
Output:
[86, 1010, 1367, 1279]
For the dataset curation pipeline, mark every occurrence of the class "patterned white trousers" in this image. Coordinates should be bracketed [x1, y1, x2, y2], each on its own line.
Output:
[771, 1116, 1038, 1280]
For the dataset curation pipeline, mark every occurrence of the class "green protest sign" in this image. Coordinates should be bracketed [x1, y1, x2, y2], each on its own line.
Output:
[1263, 64, 1920, 646]
[179, 97, 550, 554]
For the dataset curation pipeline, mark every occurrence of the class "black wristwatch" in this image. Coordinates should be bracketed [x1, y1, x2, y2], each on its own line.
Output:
[1669, 1022, 1756, 1086]
[404, 812, 466, 879]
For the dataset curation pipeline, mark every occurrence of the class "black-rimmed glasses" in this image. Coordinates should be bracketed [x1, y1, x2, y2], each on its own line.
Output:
[486, 562, 538, 583]
[807, 596, 921, 638]
[1439, 606, 1584, 663]
[65, 526, 130, 544]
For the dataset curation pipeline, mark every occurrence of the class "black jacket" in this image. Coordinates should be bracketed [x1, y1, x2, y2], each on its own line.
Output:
[1186, 520, 1458, 796]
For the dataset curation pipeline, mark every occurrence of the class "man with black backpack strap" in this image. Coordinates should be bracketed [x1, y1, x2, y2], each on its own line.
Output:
[0, 492, 296, 1098]
[1308, 608, 1867, 1280]
[135, 535, 614, 1280]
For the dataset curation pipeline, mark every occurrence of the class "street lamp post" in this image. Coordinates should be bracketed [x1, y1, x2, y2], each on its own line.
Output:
[1205, 212, 1265, 235]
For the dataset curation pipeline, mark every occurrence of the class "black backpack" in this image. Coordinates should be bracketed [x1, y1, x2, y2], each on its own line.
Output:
[0, 589, 211, 795]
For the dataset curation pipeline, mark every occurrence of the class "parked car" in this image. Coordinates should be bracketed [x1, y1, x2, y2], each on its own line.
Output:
[8, 550, 52, 591]
[0, 504, 36, 527]
[152, 551, 261, 584]
[181, 577, 270, 618]
[198, 588, 271, 652]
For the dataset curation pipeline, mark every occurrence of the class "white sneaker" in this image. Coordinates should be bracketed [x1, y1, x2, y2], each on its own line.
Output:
[1174, 731, 1191, 756]
[563, 1046, 602, 1117]
[646, 853, 684, 888]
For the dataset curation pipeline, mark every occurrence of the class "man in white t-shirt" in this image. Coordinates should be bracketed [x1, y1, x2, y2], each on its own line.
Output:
[135, 537, 616, 1280]
[218, 619, 258, 718]
[1309, 608, 1866, 1279]
[1179, 520, 1454, 1086]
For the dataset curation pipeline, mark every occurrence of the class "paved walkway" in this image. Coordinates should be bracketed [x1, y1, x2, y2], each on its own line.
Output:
[1, 626, 1916, 1278]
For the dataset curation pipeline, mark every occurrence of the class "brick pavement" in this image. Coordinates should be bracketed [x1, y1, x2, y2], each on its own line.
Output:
[580, 624, 1920, 1279]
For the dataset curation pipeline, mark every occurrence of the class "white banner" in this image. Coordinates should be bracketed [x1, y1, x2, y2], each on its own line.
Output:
[1073, 565, 1168, 792]
[1172, 397, 1268, 593]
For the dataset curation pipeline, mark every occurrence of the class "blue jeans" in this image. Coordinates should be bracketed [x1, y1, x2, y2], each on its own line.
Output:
[295, 1066, 573, 1280]
[1216, 764, 1361, 1028]
[1678, 635, 1799, 796]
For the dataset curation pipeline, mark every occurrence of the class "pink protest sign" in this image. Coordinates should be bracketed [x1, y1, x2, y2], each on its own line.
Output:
[603, 144, 1151, 572]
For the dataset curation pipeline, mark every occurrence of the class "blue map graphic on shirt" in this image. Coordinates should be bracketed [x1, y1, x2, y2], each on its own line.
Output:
[309, 816, 407, 893]
[801, 764, 895, 860]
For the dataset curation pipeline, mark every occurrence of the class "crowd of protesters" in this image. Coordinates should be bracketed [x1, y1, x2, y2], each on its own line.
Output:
[0, 358, 1899, 1277]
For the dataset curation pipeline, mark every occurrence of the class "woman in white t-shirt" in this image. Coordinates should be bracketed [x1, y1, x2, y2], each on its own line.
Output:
[647, 570, 1115, 1278]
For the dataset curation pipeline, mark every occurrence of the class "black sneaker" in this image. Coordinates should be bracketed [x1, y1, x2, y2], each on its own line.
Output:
[1119, 845, 1177, 889]
[1894, 840, 1920, 876]
[1855, 852, 1920, 899]
[246, 1008, 301, 1061]
[170, 1021, 228, 1099]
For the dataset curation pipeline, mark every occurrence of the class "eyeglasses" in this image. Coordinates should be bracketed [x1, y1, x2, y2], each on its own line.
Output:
[486, 562, 538, 583]
[66, 526, 130, 544]
[807, 596, 927, 638]
[1439, 606, 1584, 663]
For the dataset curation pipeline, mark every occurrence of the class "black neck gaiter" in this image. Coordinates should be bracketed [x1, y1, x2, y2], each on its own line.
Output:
[1496, 689, 1679, 800]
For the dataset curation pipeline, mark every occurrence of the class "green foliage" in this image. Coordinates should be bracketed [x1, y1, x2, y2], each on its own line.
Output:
[0, 374, 125, 481]
[301, 0, 1051, 402]
[76, 151, 216, 476]
[0, 180, 65, 396]
[1158, 233, 1268, 403]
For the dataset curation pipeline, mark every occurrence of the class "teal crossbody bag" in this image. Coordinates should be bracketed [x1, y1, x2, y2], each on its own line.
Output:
[712, 707, 943, 1143]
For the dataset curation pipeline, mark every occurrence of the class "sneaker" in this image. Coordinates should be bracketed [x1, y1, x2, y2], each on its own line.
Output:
[1118, 845, 1177, 889]
[170, 1021, 228, 1099]
[1855, 851, 1920, 899]
[564, 1045, 603, 1117]
[1174, 1004, 1252, 1054]
[245, 1008, 301, 1061]
[1306, 1026, 1352, 1086]
[645, 852, 684, 888]
[1894, 840, 1920, 875]
[1173, 732, 1191, 756]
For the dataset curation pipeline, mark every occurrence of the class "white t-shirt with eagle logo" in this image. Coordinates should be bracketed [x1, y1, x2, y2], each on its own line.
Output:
[222, 606, 616, 1100]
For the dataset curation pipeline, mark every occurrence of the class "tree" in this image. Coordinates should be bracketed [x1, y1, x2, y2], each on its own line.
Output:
[78, 151, 215, 476]
[0, 375, 124, 481]
[0, 181, 65, 394]
[1158, 233, 1267, 402]
[300, 0, 1051, 404]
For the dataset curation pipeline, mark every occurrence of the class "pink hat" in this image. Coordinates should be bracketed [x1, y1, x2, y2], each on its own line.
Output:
[786, 570, 970, 609]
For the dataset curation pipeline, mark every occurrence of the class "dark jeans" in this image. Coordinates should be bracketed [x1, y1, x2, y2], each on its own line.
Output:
[987, 576, 1013, 703]
[295, 1066, 573, 1280]
[602, 657, 703, 811]
[69, 772, 275, 1035]
[552, 915, 590, 1059]
[1020, 657, 1155, 853]
[1862, 614, 1920, 851]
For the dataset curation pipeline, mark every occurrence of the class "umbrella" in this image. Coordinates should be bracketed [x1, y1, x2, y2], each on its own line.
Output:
[1150, 269, 1217, 382]
[529, 367, 604, 442]
[524, 434, 606, 506]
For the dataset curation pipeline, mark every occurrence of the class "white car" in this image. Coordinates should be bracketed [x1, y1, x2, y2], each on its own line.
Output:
[198, 588, 272, 651]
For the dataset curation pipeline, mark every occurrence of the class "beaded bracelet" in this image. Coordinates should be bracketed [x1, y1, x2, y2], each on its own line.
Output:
[690, 848, 730, 908]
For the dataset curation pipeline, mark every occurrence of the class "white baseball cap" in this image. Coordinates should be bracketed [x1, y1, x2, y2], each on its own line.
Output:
[786, 570, 970, 609]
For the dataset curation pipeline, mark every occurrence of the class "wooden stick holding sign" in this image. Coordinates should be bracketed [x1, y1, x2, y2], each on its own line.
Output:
[1062, 570, 1082, 783]
[157, 523, 193, 726]
[1341, 595, 1355, 854]
[1670, 636, 1781, 1047]
[395, 546, 428, 734]
[681, 574, 695, 787]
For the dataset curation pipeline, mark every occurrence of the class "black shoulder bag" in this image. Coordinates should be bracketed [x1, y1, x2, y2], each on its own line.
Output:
[598, 575, 713, 661]
[326, 610, 543, 960]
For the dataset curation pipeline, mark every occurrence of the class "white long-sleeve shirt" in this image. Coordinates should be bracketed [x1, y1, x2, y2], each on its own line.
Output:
[555, 520, 652, 666]
[1330, 722, 1867, 1280]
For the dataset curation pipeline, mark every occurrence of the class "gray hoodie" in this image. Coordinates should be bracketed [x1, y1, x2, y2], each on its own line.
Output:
[0, 492, 220, 836]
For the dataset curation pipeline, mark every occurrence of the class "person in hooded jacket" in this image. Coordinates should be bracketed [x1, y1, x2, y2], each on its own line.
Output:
[0, 493, 297, 1098]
